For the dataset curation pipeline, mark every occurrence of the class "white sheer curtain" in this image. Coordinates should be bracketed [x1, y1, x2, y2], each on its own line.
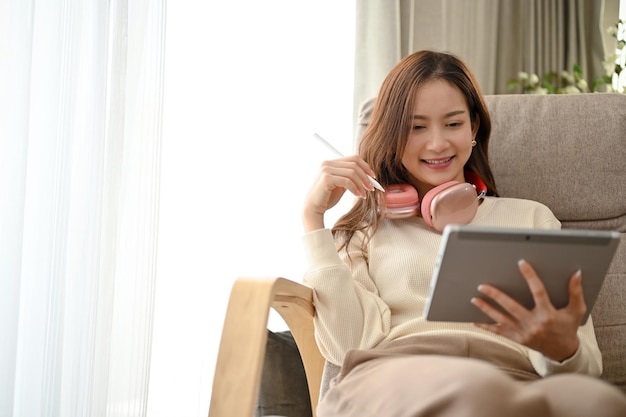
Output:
[150, 1, 355, 416]
[0, 1, 165, 416]
[2, 1, 354, 416]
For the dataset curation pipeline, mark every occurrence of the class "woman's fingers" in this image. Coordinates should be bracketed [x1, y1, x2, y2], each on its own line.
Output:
[514, 260, 586, 321]
[516, 259, 553, 311]
[472, 281, 530, 323]
[303, 156, 378, 226]
[566, 269, 587, 318]
[472, 260, 587, 361]
[472, 260, 572, 323]
[319, 161, 374, 197]
[330, 156, 378, 190]
[470, 295, 515, 326]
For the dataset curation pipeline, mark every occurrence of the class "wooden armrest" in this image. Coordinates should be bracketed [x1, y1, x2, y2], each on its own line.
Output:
[208, 277, 324, 417]
[272, 279, 325, 414]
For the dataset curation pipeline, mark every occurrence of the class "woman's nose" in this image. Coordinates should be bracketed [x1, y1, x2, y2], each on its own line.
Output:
[424, 127, 448, 151]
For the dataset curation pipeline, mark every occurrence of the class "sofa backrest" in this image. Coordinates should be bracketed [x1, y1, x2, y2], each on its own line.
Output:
[353, 93, 626, 393]
[485, 93, 626, 392]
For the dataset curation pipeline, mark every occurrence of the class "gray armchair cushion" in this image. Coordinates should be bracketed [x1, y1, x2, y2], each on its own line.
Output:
[485, 94, 626, 392]
[485, 94, 626, 225]
[256, 330, 312, 417]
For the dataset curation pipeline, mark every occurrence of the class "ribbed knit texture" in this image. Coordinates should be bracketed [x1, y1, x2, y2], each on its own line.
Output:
[303, 197, 602, 377]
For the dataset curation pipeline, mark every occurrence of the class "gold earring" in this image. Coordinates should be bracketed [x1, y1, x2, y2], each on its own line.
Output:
[471, 140, 477, 147]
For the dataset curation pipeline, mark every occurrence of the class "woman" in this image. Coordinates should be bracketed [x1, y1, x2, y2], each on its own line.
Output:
[302, 50, 626, 416]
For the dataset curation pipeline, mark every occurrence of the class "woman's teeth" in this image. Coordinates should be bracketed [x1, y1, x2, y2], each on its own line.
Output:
[423, 157, 452, 165]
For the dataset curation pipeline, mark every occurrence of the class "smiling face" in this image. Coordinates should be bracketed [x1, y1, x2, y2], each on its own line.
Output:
[401, 79, 479, 197]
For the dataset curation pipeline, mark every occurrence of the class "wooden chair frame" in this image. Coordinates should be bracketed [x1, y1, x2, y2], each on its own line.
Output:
[208, 277, 323, 417]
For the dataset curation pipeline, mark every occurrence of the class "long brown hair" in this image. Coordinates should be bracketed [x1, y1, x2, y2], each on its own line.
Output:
[333, 50, 498, 253]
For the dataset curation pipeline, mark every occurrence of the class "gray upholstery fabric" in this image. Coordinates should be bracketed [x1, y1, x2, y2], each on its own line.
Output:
[256, 330, 312, 417]
[485, 94, 626, 392]
[486, 94, 626, 224]
[258, 94, 626, 414]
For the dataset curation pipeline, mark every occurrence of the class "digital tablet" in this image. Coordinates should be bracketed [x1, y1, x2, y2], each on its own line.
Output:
[423, 225, 620, 323]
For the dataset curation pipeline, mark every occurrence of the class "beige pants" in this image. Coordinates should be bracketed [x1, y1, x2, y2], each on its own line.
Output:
[318, 335, 626, 417]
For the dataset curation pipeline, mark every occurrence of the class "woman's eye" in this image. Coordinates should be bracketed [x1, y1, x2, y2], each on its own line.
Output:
[412, 125, 425, 130]
[447, 122, 461, 127]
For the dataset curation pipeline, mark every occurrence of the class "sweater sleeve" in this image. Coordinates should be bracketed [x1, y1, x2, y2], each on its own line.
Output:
[302, 229, 391, 365]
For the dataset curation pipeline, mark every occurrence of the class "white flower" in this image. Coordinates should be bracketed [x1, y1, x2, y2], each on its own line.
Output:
[561, 71, 575, 84]
[564, 86, 581, 94]
[617, 48, 626, 68]
[529, 73, 540, 86]
[617, 22, 625, 42]
[531, 87, 548, 95]
[614, 71, 626, 94]
[518, 71, 529, 80]
[604, 54, 618, 74]
[576, 79, 588, 91]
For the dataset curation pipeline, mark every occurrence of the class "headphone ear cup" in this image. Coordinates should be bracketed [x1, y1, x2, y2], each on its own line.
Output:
[421, 181, 479, 231]
[382, 184, 420, 219]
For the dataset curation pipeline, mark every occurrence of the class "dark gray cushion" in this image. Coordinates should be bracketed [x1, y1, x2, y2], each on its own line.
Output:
[256, 330, 312, 417]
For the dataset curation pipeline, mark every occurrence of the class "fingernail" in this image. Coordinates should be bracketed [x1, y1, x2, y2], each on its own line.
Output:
[575, 269, 582, 279]
[518, 259, 527, 267]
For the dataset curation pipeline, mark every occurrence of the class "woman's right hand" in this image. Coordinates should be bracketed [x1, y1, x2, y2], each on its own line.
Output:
[302, 155, 377, 232]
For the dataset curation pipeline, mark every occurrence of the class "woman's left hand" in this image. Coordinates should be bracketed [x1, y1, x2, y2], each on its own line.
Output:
[471, 259, 586, 362]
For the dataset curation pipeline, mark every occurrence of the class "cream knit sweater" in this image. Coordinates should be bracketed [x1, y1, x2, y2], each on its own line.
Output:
[302, 197, 602, 377]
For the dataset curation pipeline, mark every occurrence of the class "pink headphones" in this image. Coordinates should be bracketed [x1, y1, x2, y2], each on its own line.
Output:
[380, 171, 487, 232]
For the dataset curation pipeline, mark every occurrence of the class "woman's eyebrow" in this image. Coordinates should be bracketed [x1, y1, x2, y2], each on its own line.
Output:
[412, 110, 467, 120]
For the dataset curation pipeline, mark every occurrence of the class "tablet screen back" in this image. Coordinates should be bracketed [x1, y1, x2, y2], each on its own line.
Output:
[424, 225, 620, 323]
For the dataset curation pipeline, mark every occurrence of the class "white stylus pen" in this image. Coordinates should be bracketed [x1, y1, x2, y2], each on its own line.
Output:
[313, 133, 385, 192]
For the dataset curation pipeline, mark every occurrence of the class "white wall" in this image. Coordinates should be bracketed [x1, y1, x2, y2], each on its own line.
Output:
[148, 2, 356, 416]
